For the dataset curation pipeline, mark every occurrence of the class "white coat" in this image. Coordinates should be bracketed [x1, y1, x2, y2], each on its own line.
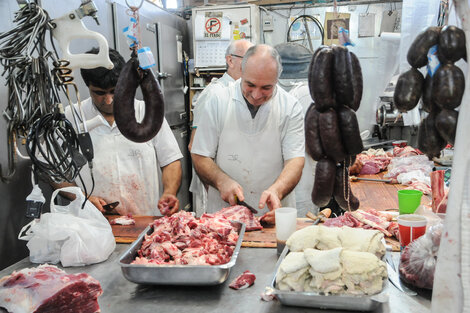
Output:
[192, 80, 305, 215]
[65, 98, 182, 216]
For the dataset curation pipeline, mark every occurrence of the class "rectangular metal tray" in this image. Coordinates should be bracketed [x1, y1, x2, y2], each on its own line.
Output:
[119, 221, 245, 286]
[270, 247, 389, 311]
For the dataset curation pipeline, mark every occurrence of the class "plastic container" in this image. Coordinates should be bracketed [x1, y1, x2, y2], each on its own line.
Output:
[398, 190, 423, 214]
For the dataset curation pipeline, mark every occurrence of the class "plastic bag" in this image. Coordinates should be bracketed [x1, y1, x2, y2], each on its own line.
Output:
[19, 187, 116, 267]
[399, 222, 443, 289]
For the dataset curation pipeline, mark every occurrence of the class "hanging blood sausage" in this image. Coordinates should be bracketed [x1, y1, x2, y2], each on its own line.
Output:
[393, 68, 424, 112]
[319, 108, 346, 163]
[432, 64, 465, 110]
[114, 57, 164, 143]
[332, 46, 355, 110]
[312, 158, 336, 207]
[435, 109, 459, 145]
[337, 105, 364, 156]
[350, 52, 363, 112]
[333, 166, 360, 211]
[305, 103, 325, 161]
[309, 47, 335, 112]
[422, 74, 436, 113]
[407, 26, 441, 68]
[417, 112, 447, 159]
[438, 25, 466, 64]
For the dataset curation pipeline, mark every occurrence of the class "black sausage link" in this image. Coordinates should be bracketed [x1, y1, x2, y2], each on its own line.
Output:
[312, 158, 336, 207]
[309, 47, 335, 112]
[407, 26, 441, 68]
[417, 111, 447, 159]
[393, 68, 424, 112]
[350, 52, 363, 111]
[332, 46, 355, 109]
[432, 64, 465, 110]
[337, 105, 364, 156]
[333, 166, 360, 211]
[319, 108, 346, 163]
[435, 109, 459, 145]
[114, 57, 165, 143]
[305, 103, 326, 161]
[438, 25, 466, 64]
[422, 74, 437, 113]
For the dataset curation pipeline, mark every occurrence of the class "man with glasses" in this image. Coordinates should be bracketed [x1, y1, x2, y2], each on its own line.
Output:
[189, 40, 253, 215]
[191, 45, 305, 224]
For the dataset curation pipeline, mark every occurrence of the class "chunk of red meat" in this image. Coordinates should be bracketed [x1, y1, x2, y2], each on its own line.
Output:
[229, 270, 256, 290]
[0, 264, 102, 313]
[215, 205, 263, 231]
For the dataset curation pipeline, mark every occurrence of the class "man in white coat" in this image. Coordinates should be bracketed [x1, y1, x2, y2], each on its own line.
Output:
[54, 48, 183, 216]
[189, 40, 253, 215]
[191, 45, 305, 224]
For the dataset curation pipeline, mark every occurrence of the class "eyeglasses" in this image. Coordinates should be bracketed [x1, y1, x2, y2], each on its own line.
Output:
[230, 54, 244, 59]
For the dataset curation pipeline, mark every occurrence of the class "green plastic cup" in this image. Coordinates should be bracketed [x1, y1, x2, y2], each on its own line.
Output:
[398, 190, 423, 214]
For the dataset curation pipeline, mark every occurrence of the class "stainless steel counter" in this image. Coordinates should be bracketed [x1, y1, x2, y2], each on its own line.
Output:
[0, 245, 432, 313]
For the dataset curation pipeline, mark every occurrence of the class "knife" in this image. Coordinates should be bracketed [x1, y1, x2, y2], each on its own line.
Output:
[386, 262, 417, 296]
[103, 201, 119, 212]
[236, 199, 258, 214]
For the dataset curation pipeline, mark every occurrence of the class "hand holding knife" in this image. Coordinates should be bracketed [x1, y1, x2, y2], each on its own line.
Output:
[233, 195, 258, 214]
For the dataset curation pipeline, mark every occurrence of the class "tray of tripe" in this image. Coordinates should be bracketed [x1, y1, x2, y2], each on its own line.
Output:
[270, 246, 389, 311]
[119, 211, 245, 285]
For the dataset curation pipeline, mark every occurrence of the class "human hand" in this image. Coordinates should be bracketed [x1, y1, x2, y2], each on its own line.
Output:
[259, 210, 275, 225]
[158, 194, 179, 215]
[258, 189, 282, 212]
[89, 196, 107, 213]
[217, 178, 244, 206]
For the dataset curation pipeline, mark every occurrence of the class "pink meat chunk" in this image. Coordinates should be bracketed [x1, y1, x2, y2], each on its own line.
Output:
[323, 209, 395, 237]
[229, 270, 256, 290]
[0, 264, 102, 313]
[214, 205, 263, 231]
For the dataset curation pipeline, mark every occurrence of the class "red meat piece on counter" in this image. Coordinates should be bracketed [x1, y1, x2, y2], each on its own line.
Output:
[0, 264, 102, 313]
[229, 270, 256, 290]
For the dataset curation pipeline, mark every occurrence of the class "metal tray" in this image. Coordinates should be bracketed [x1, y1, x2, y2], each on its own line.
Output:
[270, 247, 389, 311]
[119, 221, 245, 285]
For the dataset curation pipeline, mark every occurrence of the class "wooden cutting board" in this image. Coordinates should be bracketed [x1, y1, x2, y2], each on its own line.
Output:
[242, 218, 314, 248]
[105, 215, 157, 244]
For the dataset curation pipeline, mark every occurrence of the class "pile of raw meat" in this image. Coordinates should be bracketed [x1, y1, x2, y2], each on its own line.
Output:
[132, 211, 239, 266]
[0, 264, 102, 313]
[323, 209, 399, 238]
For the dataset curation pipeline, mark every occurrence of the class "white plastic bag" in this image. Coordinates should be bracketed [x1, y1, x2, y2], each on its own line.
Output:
[19, 187, 116, 267]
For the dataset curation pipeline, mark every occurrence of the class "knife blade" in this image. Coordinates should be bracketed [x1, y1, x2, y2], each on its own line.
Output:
[237, 199, 258, 214]
[103, 201, 119, 211]
[386, 262, 417, 296]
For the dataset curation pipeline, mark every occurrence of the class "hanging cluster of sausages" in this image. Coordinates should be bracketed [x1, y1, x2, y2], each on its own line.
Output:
[305, 46, 364, 211]
[114, 56, 165, 143]
[394, 25, 466, 158]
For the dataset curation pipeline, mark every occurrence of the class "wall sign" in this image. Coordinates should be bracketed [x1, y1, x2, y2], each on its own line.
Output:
[204, 12, 223, 39]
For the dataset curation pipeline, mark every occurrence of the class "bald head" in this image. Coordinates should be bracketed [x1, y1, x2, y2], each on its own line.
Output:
[225, 40, 254, 80]
[241, 45, 283, 80]
[240, 45, 282, 107]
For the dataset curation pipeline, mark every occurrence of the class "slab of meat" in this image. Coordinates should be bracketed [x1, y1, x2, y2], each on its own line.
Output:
[229, 270, 256, 290]
[0, 264, 102, 313]
[431, 170, 448, 213]
[393, 146, 421, 157]
[324, 209, 395, 237]
[132, 211, 239, 266]
[110, 215, 135, 225]
[356, 153, 392, 175]
[214, 205, 263, 231]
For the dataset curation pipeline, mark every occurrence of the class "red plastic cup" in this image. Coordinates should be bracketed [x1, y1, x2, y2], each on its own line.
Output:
[397, 214, 427, 250]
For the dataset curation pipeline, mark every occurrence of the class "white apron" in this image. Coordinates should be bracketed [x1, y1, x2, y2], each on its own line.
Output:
[206, 92, 295, 215]
[78, 123, 160, 216]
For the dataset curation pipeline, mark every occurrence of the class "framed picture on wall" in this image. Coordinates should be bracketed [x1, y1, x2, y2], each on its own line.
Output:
[324, 12, 351, 45]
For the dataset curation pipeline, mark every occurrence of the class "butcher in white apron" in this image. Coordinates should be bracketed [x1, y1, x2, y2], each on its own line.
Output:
[191, 44, 305, 224]
[53, 48, 183, 216]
